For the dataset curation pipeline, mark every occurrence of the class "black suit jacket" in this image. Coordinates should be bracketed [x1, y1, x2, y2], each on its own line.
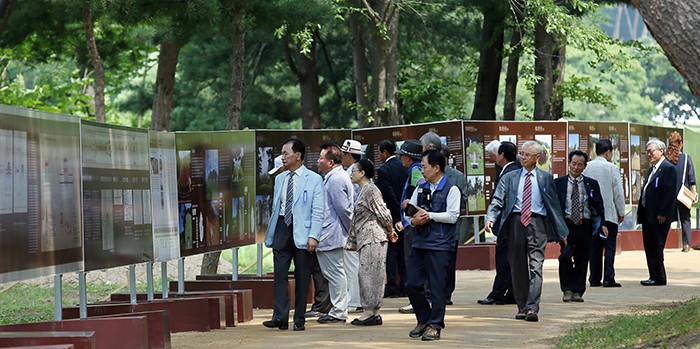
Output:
[555, 175, 605, 234]
[376, 156, 408, 224]
[491, 161, 521, 235]
[637, 158, 678, 225]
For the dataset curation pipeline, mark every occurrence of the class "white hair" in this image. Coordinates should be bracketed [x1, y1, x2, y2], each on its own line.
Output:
[485, 140, 501, 156]
[522, 140, 544, 155]
[646, 139, 665, 151]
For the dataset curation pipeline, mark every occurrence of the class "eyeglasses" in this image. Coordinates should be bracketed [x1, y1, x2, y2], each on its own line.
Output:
[519, 151, 538, 158]
[646, 148, 659, 154]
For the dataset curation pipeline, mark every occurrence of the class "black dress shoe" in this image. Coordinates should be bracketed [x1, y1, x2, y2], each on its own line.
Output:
[263, 319, 289, 330]
[640, 279, 666, 286]
[351, 315, 383, 326]
[602, 281, 622, 287]
[293, 323, 305, 331]
[445, 299, 453, 305]
[589, 281, 602, 287]
[317, 315, 346, 324]
[477, 297, 504, 305]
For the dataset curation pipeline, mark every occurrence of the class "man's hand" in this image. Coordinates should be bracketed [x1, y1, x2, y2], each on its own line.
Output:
[388, 229, 399, 243]
[401, 199, 410, 209]
[484, 221, 494, 233]
[657, 215, 666, 224]
[395, 221, 404, 232]
[307, 237, 319, 252]
[410, 207, 430, 226]
[618, 216, 624, 224]
[561, 236, 568, 246]
[601, 225, 609, 237]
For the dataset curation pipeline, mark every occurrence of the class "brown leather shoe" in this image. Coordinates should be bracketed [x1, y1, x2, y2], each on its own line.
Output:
[421, 325, 441, 341]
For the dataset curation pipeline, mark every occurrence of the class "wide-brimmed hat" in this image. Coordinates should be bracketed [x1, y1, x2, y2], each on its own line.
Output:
[268, 155, 284, 175]
[341, 139, 363, 155]
[396, 139, 423, 160]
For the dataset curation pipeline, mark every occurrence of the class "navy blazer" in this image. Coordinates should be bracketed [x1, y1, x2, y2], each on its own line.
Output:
[487, 167, 569, 243]
[376, 156, 408, 224]
[554, 175, 605, 235]
[637, 158, 678, 225]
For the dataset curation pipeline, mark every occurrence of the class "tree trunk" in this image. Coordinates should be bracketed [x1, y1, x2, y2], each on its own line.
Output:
[550, 39, 566, 119]
[297, 47, 321, 129]
[503, 27, 523, 120]
[151, 40, 181, 131]
[533, 21, 554, 120]
[348, 2, 370, 127]
[200, 252, 221, 275]
[368, 19, 387, 127]
[633, 0, 700, 104]
[226, 5, 244, 131]
[0, 0, 15, 35]
[471, 8, 505, 120]
[83, 5, 106, 123]
[283, 35, 321, 129]
[384, 3, 401, 125]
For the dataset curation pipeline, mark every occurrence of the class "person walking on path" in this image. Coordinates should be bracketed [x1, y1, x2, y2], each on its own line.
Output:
[484, 141, 568, 323]
[666, 132, 698, 252]
[263, 138, 324, 332]
[347, 159, 398, 326]
[638, 139, 677, 286]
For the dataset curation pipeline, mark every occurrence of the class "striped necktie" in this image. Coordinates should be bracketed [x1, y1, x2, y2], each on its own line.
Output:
[284, 172, 294, 226]
[521, 172, 532, 227]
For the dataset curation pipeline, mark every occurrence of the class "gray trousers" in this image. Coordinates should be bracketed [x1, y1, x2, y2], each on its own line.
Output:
[507, 214, 547, 312]
[358, 241, 388, 312]
[317, 248, 349, 319]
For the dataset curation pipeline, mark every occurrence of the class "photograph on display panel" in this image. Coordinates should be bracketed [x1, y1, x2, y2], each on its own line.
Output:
[176, 131, 256, 257]
[0, 105, 83, 283]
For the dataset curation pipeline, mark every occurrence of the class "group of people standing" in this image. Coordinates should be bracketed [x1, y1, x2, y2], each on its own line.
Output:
[261, 130, 697, 339]
[480, 131, 697, 322]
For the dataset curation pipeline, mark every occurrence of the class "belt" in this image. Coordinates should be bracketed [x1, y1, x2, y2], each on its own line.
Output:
[512, 212, 545, 218]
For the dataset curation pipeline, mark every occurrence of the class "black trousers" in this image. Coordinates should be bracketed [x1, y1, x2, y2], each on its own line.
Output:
[310, 253, 331, 313]
[445, 240, 458, 301]
[407, 248, 451, 329]
[678, 204, 692, 246]
[558, 221, 592, 295]
[385, 232, 406, 296]
[487, 241, 514, 301]
[272, 217, 312, 325]
[589, 221, 618, 285]
[642, 222, 671, 284]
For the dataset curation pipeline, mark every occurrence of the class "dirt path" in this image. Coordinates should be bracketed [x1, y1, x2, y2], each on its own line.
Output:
[171, 249, 700, 348]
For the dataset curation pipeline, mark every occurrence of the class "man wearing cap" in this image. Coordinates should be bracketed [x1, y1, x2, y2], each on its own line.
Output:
[263, 138, 325, 332]
[395, 139, 425, 314]
[340, 139, 365, 313]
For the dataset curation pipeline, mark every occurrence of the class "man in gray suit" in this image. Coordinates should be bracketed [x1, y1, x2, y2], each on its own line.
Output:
[583, 139, 626, 288]
[485, 140, 568, 322]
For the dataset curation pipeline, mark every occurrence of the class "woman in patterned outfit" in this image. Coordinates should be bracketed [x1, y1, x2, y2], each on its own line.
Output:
[347, 159, 398, 326]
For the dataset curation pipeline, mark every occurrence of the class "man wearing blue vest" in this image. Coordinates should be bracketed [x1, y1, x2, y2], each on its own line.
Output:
[404, 149, 461, 341]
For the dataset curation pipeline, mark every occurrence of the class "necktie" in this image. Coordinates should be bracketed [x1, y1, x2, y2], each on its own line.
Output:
[521, 172, 532, 227]
[571, 179, 582, 224]
[641, 166, 655, 206]
[284, 173, 294, 226]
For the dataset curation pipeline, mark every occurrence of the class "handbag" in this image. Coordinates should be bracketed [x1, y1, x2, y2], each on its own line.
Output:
[677, 154, 698, 209]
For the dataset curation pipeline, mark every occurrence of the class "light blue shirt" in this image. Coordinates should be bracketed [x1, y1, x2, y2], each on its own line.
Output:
[514, 167, 546, 216]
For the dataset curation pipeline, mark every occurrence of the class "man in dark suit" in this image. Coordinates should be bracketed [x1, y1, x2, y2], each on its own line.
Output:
[376, 140, 409, 298]
[555, 150, 607, 303]
[485, 140, 568, 322]
[263, 138, 325, 331]
[479, 141, 520, 305]
[638, 139, 677, 286]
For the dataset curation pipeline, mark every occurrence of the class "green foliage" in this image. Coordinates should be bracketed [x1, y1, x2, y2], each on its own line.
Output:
[556, 297, 700, 349]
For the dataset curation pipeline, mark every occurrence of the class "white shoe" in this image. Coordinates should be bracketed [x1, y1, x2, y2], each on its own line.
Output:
[398, 304, 414, 314]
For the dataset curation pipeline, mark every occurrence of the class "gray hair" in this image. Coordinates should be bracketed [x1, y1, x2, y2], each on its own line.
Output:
[646, 139, 665, 151]
[485, 140, 501, 156]
[522, 140, 544, 155]
[420, 131, 442, 150]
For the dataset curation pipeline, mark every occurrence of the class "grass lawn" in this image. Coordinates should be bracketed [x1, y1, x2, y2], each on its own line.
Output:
[556, 297, 700, 348]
